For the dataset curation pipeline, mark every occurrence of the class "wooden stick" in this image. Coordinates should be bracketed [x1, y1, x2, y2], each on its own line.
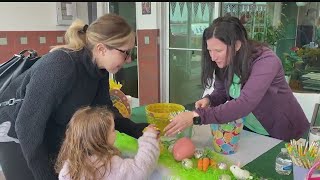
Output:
[304, 141, 309, 156]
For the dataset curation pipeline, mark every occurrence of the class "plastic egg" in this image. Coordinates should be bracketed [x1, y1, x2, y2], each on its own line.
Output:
[172, 137, 196, 161]
[219, 174, 231, 180]
[217, 162, 228, 170]
[181, 158, 193, 169]
[194, 149, 204, 159]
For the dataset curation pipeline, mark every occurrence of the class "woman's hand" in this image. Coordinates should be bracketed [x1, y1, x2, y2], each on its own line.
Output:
[163, 111, 194, 137]
[195, 97, 210, 109]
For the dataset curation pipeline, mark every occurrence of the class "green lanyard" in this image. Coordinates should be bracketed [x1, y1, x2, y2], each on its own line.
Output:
[229, 74, 241, 99]
[228, 74, 269, 135]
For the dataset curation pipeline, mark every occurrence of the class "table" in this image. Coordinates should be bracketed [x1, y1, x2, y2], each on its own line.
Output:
[130, 106, 293, 180]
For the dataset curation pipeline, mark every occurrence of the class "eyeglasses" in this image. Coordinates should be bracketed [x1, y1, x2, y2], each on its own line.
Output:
[105, 44, 133, 61]
[113, 47, 133, 61]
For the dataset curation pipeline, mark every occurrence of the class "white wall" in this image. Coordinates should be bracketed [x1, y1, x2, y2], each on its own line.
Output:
[0, 2, 88, 31]
[75, 2, 89, 24]
[136, 2, 159, 29]
[293, 92, 320, 123]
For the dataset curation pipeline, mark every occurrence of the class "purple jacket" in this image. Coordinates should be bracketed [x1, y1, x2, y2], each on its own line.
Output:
[195, 48, 310, 141]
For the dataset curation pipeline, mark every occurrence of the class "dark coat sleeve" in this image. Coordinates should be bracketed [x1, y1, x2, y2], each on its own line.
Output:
[15, 52, 76, 180]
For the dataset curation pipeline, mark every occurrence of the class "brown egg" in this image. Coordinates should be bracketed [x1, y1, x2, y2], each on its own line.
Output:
[172, 137, 195, 161]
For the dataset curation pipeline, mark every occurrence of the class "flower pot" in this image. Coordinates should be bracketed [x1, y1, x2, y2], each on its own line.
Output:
[285, 75, 291, 84]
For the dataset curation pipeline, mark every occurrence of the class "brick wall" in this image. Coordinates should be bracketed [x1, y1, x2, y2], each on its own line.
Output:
[137, 29, 160, 105]
[0, 29, 161, 106]
[0, 31, 65, 63]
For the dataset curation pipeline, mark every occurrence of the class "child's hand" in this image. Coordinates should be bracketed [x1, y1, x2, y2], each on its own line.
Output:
[143, 124, 160, 138]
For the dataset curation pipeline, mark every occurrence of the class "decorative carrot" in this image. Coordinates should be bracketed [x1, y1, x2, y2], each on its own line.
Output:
[202, 157, 210, 171]
[198, 158, 203, 171]
[210, 159, 217, 168]
[197, 149, 216, 172]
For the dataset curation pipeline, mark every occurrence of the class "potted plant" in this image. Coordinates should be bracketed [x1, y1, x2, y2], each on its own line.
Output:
[253, 15, 286, 52]
[296, 47, 320, 71]
[282, 47, 303, 84]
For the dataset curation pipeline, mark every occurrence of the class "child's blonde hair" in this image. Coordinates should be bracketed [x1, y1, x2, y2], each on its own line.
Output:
[55, 106, 120, 180]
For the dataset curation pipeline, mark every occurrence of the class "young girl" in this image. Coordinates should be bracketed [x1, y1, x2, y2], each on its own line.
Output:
[55, 106, 160, 180]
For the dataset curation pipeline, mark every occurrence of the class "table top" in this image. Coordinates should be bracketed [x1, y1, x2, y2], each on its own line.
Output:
[130, 106, 293, 180]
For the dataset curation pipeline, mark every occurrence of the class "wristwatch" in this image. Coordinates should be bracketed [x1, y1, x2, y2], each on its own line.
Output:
[193, 116, 201, 125]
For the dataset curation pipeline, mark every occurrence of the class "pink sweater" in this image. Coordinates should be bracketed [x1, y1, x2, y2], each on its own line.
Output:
[59, 132, 160, 180]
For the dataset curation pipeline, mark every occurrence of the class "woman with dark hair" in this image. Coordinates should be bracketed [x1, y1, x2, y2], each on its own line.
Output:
[164, 16, 309, 142]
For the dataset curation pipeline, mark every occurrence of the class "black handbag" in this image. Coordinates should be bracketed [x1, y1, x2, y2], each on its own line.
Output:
[0, 50, 41, 106]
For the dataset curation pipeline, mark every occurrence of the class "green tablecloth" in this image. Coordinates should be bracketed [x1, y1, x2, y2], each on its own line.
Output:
[130, 106, 292, 180]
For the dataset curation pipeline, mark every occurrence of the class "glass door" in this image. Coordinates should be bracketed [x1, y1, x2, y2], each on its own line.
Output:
[168, 2, 218, 107]
[109, 2, 138, 99]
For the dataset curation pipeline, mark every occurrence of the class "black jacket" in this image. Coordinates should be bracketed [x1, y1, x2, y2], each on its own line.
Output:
[0, 47, 148, 180]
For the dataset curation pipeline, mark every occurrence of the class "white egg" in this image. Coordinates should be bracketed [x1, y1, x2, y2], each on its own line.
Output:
[219, 174, 231, 180]
[194, 149, 204, 159]
[181, 158, 193, 169]
[217, 162, 228, 170]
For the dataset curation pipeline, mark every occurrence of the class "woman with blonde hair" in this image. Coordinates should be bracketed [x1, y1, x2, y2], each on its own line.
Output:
[56, 106, 160, 180]
[0, 13, 148, 180]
